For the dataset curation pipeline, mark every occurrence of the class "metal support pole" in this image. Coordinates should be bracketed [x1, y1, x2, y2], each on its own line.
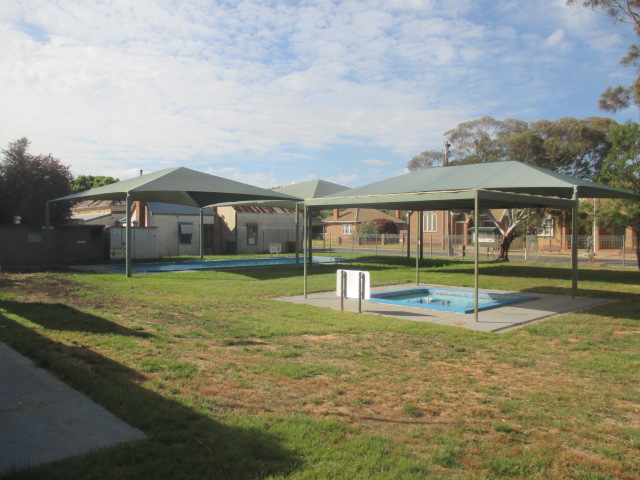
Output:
[125, 193, 132, 278]
[340, 270, 346, 311]
[303, 203, 308, 298]
[571, 186, 579, 297]
[358, 271, 364, 314]
[307, 208, 313, 265]
[418, 211, 424, 259]
[199, 208, 204, 259]
[474, 191, 479, 322]
[45, 201, 52, 264]
[406, 211, 411, 261]
[416, 216, 420, 285]
[295, 203, 300, 265]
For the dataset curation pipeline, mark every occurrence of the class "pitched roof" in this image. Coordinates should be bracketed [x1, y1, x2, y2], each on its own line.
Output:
[146, 202, 215, 216]
[323, 208, 404, 224]
[52, 167, 299, 207]
[274, 179, 350, 199]
[233, 206, 295, 214]
[306, 161, 640, 211]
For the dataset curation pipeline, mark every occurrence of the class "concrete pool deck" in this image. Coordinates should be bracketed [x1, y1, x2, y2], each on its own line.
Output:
[276, 283, 609, 333]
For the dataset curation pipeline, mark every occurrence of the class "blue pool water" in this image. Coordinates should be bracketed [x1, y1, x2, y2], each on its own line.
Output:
[368, 287, 537, 314]
[105, 255, 341, 273]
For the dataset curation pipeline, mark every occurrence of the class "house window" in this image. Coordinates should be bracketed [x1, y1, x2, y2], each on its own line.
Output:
[423, 212, 437, 233]
[179, 222, 194, 244]
[27, 229, 42, 243]
[537, 217, 554, 237]
[342, 224, 352, 235]
[247, 223, 258, 245]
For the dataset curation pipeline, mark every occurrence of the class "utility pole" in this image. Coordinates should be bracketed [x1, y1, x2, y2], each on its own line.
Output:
[444, 140, 451, 166]
[444, 140, 451, 254]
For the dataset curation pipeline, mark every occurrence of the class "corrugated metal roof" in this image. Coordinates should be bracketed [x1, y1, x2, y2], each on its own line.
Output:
[146, 202, 215, 216]
[233, 206, 295, 214]
[323, 208, 404, 224]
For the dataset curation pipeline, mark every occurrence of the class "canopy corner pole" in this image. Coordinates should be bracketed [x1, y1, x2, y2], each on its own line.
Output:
[307, 207, 313, 266]
[45, 201, 51, 229]
[199, 208, 204, 259]
[418, 210, 424, 260]
[406, 211, 412, 262]
[125, 193, 132, 278]
[295, 203, 300, 265]
[45, 201, 52, 264]
[571, 186, 579, 297]
[303, 203, 308, 298]
[416, 211, 421, 285]
[474, 191, 480, 322]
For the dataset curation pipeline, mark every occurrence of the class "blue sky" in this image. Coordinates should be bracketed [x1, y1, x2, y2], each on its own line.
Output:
[1, 0, 637, 188]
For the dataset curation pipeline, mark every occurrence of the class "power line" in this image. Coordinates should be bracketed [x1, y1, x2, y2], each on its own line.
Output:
[346, 160, 409, 187]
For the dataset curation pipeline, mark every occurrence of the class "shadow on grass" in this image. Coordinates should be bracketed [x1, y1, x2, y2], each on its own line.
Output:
[0, 308, 301, 479]
[0, 299, 150, 337]
[518, 286, 640, 322]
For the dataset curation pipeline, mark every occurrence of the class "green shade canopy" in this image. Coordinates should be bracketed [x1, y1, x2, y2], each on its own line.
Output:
[52, 167, 299, 207]
[305, 161, 639, 210]
[214, 179, 351, 208]
[274, 179, 350, 199]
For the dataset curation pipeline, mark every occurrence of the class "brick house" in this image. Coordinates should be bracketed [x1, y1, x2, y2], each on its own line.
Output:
[323, 208, 406, 241]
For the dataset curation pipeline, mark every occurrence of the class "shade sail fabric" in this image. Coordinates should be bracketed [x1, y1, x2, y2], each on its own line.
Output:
[305, 161, 639, 210]
[51, 167, 299, 207]
[213, 179, 351, 208]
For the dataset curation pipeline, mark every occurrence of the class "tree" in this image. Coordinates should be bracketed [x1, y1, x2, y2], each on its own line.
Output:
[567, 0, 640, 112]
[595, 121, 640, 268]
[531, 117, 616, 179]
[444, 116, 505, 164]
[372, 218, 398, 234]
[355, 221, 377, 235]
[70, 174, 119, 193]
[0, 138, 73, 225]
[408, 150, 444, 171]
[407, 116, 617, 260]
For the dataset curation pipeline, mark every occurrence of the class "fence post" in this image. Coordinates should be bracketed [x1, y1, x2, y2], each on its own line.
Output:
[622, 235, 626, 268]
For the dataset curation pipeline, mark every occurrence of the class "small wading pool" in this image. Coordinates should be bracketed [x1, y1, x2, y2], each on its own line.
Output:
[105, 255, 342, 273]
[368, 287, 537, 314]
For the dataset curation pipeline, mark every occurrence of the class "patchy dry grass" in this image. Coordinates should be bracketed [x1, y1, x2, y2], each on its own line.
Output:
[0, 258, 638, 479]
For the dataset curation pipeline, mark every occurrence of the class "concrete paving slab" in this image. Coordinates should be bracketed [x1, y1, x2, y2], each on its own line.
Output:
[276, 283, 609, 333]
[0, 342, 146, 474]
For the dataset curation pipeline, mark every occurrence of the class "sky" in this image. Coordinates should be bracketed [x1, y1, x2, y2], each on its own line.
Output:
[1, 0, 638, 189]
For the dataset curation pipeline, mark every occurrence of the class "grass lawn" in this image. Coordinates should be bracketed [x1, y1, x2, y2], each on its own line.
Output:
[0, 257, 638, 479]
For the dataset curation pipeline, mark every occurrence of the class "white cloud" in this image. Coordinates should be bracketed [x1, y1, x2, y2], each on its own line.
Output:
[545, 28, 565, 47]
[204, 166, 278, 189]
[0, 0, 634, 187]
[362, 159, 391, 166]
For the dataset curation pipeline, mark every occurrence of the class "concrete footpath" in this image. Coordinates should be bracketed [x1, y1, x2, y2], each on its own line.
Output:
[277, 283, 609, 332]
[0, 342, 146, 474]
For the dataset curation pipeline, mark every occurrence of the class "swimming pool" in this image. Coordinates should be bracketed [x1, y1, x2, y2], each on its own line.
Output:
[105, 256, 342, 273]
[368, 287, 537, 314]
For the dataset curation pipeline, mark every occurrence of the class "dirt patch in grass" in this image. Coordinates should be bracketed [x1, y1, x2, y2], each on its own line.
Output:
[3, 272, 638, 479]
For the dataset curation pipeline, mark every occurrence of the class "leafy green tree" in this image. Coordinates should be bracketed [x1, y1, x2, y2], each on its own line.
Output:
[70, 174, 119, 193]
[0, 138, 73, 225]
[444, 116, 504, 164]
[407, 150, 444, 171]
[355, 221, 377, 235]
[596, 121, 640, 268]
[531, 117, 616, 178]
[567, 1, 640, 112]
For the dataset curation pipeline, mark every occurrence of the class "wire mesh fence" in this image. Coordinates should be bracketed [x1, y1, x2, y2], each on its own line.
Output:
[314, 233, 638, 268]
